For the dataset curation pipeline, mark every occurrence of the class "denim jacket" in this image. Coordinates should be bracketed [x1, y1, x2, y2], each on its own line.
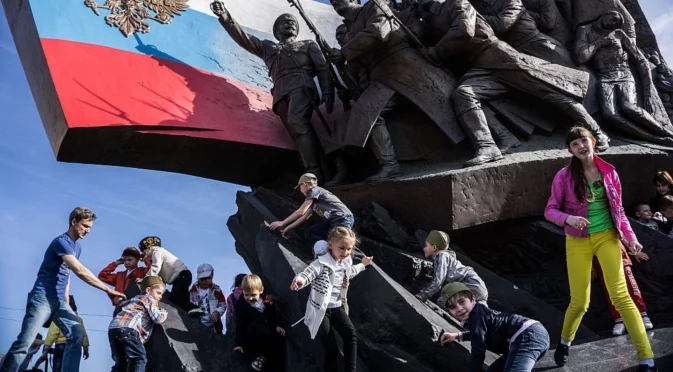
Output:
[544, 156, 637, 244]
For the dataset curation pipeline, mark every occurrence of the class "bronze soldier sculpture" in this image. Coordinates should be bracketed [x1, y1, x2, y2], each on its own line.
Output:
[210, 1, 341, 185]
[327, 0, 463, 182]
[469, 0, 574, 67]
[523, 0, 572, 48]
[575, 11, 673, 145]
[417, 0, 610, 166]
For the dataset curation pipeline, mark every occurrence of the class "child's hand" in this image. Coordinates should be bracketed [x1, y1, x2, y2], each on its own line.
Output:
[654, 212, 664, 221]
[566, 216, 590, 230]
[233, 346, 244, 353]
[414, 294, 424, 301]
[290, 278, 304, 291]
[210, 312, 221, 322]
[115, 258, 124, 265]
[440, 332, 459, 345]
[276, 327, 286, 336]
[361, 256, 373, 266]
[635, 251, 650, 262]
[281, 227, 293, 239]
[268, 221, 284, 230]
[628, 241, 644, 256]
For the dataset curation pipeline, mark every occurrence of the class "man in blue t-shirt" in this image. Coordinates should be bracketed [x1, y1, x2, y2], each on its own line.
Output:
[0, 207, 126, 372]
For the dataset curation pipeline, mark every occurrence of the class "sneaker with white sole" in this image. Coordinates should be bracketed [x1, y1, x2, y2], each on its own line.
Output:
[612, 322, 625, 336]
[642, 316, 654, 330]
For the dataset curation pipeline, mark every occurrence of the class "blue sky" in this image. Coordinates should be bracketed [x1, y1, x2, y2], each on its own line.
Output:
[1, 1, 672, 371]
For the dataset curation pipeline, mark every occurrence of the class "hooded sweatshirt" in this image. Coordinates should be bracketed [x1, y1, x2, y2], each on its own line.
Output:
[419, 250, 480, 301]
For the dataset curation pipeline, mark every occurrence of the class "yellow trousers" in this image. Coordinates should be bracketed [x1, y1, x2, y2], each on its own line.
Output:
[563, 229, 653, 360]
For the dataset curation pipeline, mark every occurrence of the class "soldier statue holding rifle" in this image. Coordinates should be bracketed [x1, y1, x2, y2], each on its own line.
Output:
[210, 0, 348, 186]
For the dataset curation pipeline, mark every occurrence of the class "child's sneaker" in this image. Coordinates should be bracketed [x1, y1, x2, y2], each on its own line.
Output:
[612, 322, 626, 336]
[188, 308, 205, 318]
[636, 364, 658, 372]
[251, 355, 266, 371]
[554, 344, 569, 367]
[642, 315, 654, 330]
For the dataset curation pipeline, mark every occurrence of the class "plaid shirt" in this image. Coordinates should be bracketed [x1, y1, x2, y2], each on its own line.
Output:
[109, 293, 166, 344]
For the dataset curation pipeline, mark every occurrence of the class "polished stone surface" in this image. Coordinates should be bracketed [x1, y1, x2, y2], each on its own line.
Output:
[535, 327, 673, 371]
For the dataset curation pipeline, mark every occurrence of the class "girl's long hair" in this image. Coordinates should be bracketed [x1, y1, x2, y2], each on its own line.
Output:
[232, 273, 246, 290]
[566, 126, 595, 202]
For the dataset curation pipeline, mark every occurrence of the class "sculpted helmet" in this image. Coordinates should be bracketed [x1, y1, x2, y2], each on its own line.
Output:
[273, 13, 299, 41]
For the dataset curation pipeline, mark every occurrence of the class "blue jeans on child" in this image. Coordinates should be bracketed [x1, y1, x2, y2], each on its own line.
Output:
[304, 215, 355, 243]
[109, 327, 147, 372]
[487, 322, 549, 372]
[0, 291, 83, 372]
[51, 343, 67, 372]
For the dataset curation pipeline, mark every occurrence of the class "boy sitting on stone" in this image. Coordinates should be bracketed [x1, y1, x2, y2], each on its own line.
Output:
[234, 275, 285, 372]
[188, 263, 227, 333]
[415, 230, 489, 307]
[634, 203, 661, 231]
[268, 173, 354, 243]
[439, 283, 550, 372]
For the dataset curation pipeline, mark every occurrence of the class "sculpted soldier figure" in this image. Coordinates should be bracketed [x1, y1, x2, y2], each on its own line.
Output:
[522, 0, 572, 48]
[649, 52, 673, 119]
[326, 0, 463, 182]
[210, 1, 340, 184]
[575, 11, 673, 145]
[469, 0, 574, 67]
[417, 0, 610, 166]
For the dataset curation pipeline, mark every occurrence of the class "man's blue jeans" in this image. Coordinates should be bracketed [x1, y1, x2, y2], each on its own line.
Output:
[0, 291, 83, 372]
[487, 322, 550, 372]
[108, 328, 147, 372]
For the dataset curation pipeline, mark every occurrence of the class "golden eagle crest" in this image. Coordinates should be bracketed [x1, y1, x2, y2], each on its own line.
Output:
[84, 0, 188, 37]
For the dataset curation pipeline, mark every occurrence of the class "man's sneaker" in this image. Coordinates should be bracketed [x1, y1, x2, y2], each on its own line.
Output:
[252, 356, 266, 371]
[642, 315, 654, 330]
[612, 322, 626, 336]
[636, 364, 658, 372]
[554, 344, 569, 367]
[188, 308, 205, 318]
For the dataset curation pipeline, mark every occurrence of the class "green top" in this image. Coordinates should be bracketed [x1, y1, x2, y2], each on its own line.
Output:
[586, 176, 614, 234]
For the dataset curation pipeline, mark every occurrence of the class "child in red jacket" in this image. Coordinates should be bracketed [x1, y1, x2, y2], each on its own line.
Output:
[98, 247, 150, 312]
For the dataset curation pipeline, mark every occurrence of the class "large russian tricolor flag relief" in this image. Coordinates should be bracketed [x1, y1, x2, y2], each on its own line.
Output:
[2, 0, 344, 185]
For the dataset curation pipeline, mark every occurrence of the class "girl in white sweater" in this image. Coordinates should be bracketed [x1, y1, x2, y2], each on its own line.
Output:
[139, 236, 199, 312]
[290, 227, 372, 372]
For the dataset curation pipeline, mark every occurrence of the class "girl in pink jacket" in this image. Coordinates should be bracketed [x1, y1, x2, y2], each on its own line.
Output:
[544, 127, 656, 372]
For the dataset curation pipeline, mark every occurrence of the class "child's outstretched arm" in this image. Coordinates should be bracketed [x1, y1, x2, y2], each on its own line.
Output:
[347, 256, 373, 279]
[269, 200, 314, 231]
[418, 253, 451, 300]
[291, 260, 322, 290]
[282, 210, 314, 238]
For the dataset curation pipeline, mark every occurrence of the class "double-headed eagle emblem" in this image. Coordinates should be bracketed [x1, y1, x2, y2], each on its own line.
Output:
[84, 0, 188, 37]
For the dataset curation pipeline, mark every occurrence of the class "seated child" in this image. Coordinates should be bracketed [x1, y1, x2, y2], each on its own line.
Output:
[108, 276, 168, 372]
[268, 173, 354, 243]
[189, 264, 227, 333]
[139, 236, 199, 312]
[98, 247, 150, 311]
[416, 230, 488, 306]
[291, 227, 373, 372]
[234, 275, 286, 372]
[439, 282, 550, 372]
[634, 203, 660, 231]
[593, 243, 652, 336]
[225, 273, 246, 335]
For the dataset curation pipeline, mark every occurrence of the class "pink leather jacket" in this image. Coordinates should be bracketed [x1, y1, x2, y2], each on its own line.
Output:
[544, 156, 637, 244]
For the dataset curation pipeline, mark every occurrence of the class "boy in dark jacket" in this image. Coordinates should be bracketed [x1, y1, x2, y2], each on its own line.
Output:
[439, 282, 549, 372]
[234, 275, 286, 371]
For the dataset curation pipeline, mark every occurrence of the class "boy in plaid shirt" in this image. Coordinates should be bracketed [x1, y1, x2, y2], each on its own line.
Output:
[108, 276, 168, 372]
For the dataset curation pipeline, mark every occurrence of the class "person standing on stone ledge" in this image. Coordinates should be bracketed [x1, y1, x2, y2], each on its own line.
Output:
[415, 230, 489, 308]
[417, 0, 610, 167]
[188, 264, 227, 334]
[290, 227, 373, 372]
[544, 126, 657, 372]
[268, 173, 354, 244]
[210, 1, 347, 187]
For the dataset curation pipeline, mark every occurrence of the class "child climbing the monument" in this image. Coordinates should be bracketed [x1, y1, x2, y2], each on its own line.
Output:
[290, 227, 373, 372]
[594, 243, 652, 336]
[415, 230, 489, 307]
[634, 203, 661, 231]
[189, 264, 227, 334]
[138, 236, 200, 313]
[108, 276, 168, 372]
[439, 283, 550, 372]
[233, 274, 286, 372]
[268, 173, 354, 243]
[225, 273, 246, 334]
[98, 247, 150, 313]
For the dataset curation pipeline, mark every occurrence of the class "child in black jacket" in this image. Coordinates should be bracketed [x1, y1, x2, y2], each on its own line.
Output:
[439, 282, 550, 372]
[234, 275, 286, 372]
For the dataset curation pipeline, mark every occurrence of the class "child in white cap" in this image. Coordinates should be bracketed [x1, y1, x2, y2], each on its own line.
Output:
[188, 263, 227, 333]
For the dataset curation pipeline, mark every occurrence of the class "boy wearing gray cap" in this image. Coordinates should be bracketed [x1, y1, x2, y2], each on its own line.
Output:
[189, 264, 227, 333]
